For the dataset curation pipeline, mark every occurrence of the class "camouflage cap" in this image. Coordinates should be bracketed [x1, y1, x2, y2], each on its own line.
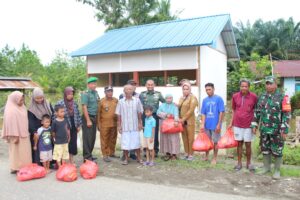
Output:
[104, 86, 113, 92]
[87, 76, 98, 83]
[265, 76, 276, 84]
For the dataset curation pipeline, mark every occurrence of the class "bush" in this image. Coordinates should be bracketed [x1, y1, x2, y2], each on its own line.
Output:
[283, 146, 300, 165]
[291, 92, 300, 110]
[292, 109, 300, 117]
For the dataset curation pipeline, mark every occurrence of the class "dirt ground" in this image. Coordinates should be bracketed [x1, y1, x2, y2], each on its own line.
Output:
[1, 137, 299, 200]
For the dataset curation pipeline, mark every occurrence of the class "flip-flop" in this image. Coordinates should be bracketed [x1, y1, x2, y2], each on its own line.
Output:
[163, 155, 171, 161]
[122, 160, 128, 165]
[234, 165, 242, 171]
[247, 164, 255, 173]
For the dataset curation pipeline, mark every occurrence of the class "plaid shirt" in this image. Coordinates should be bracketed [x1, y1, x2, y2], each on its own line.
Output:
[55, 100, 82, 128]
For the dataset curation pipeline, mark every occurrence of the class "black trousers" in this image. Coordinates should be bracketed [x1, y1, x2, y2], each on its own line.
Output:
[143, 112, 160, 153]
[82, 115, 97, 160]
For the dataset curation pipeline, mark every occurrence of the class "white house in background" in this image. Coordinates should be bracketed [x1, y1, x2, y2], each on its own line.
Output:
[71, 14, 239, 106]
[273, 60, 300, 97]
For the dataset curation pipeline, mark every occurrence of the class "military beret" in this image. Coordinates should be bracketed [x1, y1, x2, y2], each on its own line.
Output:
[87, 77, 98, 83]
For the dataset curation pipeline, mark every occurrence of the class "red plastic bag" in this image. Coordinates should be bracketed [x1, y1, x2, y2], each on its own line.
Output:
[192, 130, 214, 152]
[56, 163, 77, 182]
[282, 95, 291, 112]
[217, 128, 238, 149]
[17, 163, 46, 181]
[161, 117, 183, 134]
[80, 160, 99, 179]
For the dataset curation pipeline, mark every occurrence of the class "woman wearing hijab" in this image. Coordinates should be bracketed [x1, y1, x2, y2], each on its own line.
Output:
[28, 88, 53, 164]
[2, 91, 32, 173]
[55, 87, 82, 164]
[178, 82, 198, 161]
[157, 94, 180, 161]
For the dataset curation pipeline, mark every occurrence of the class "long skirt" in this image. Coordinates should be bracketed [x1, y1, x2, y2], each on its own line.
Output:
[160, 133, 180, 155]
[9, 137, 32, 171]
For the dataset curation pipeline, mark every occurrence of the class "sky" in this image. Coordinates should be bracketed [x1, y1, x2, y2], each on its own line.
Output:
[0, 0, 299, 65]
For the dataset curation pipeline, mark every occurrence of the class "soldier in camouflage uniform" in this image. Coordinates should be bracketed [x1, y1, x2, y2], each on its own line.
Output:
[251, 76, 290, 179]
[140, 79, 165, 155]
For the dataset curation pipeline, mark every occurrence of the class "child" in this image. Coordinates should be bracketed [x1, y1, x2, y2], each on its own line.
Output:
[52, 105, 70, 168]
[34, 114, 52, 173]
[143, 105, 156, 166]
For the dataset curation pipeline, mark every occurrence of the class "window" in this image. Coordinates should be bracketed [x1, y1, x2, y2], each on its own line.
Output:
[139, 71, 164, 86]
[167, 70, 196, 86]
[92, 73, 109, 87]
[296, 78, 300, 92]
[112, 72, 133, 86]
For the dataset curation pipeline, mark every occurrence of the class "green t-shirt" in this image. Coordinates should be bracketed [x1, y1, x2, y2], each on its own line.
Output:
[81, 89, 99, 116]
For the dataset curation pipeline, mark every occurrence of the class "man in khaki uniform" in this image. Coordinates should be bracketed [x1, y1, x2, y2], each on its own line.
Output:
[97, 86, 118, 162]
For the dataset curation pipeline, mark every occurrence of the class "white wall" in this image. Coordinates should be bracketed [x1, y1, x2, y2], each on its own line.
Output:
[87, 47, 197, 73]
[199, 46, 227, 106]
[283, 77, 296, 97]
[216, 35, 227, 54]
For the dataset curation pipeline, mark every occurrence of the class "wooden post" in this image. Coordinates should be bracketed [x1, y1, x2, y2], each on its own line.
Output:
[164, 71, 168, 85]
[133, 72, 139, 86]
[109, 73, 112, 86]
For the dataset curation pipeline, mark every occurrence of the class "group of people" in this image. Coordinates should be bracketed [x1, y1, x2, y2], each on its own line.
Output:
[1, 75, 290, 179]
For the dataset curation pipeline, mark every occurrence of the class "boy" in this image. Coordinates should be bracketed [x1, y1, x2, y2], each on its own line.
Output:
[143, 105, 156, 166]
[52, 105, 70, 168]
[34, 114, 52, 173]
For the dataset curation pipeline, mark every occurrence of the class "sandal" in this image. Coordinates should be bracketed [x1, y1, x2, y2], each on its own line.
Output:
[121, 160, 128, 165]
[163, 155, 171, 161]
[171, 155, 177, 161]
[137, 159, 144, 164]
[234, 164, 242, 171]
[247, 164, 255, 173]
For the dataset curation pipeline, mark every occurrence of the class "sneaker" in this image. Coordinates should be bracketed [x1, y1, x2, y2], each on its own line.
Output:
[180, 155, 188, 160]
[143, 161, 150, 166]
[149, 162, 155, 166]
[103, 157, 111, 162]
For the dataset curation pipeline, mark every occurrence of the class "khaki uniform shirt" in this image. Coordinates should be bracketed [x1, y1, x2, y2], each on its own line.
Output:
[98, 97, 118, 128]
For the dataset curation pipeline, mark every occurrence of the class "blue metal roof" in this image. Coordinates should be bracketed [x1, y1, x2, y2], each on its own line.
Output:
[71, 14, 239, 60]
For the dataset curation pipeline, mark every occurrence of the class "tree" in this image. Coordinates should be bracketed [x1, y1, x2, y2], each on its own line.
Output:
[234, 18, 300, 60]
[228, 53, 272, 97]
[14, 44, 44, 81]
[0, 45, 17, 76]
[76, 0, 179, 30]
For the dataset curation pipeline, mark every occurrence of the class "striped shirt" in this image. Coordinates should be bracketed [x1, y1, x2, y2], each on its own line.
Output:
[115, 97, 143, 132]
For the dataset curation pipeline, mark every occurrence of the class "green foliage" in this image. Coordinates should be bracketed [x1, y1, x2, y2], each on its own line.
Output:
[283, 146, 300, 165]
[235, 18, 300, 60]
[292, 109, 300, 117]
[0, 46, 87, 94]
[77, 0, 179, 30]
[227, 53, 272, 98]
[290, 91, 300, 111]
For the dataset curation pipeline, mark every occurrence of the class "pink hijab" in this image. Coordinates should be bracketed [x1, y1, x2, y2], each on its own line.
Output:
[1, 91, 29, 139]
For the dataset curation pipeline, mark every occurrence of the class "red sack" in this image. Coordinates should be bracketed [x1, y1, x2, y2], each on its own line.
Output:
[217, 128, 238, 149]
[17, 163, 46, 181]
[80, 160, 99, 179]
[282, 95, 291, 112]
[56, 163, 77, 182]
[192, 130, 214, 152]
[161, 117, 183, 134]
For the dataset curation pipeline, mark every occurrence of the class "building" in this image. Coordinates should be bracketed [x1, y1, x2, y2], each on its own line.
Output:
[273, 60, 300, 97]
[71, 14, 239, 105]
[0, 77, 39, 92]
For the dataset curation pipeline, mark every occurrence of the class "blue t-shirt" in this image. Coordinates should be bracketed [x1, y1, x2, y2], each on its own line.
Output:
[144, 116, 156, 138]
[201, 95, 225, 130]
[37, 127, 53, 151]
